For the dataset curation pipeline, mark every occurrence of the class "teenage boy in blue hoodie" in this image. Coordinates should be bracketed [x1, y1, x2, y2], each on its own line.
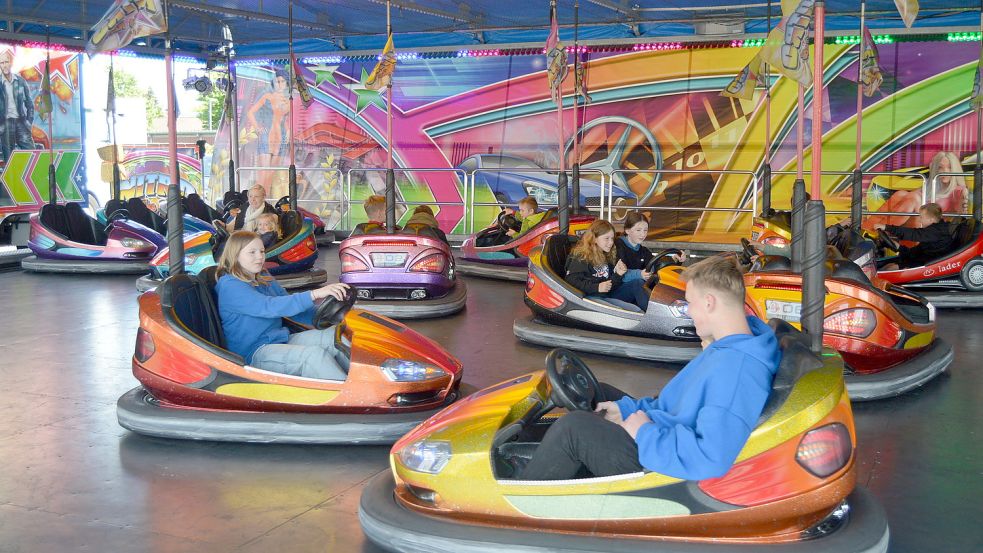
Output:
[518, 255, 781, 481]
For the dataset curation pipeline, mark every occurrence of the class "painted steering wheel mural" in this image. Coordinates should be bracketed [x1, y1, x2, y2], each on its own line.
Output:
[565, 116, 663, 206]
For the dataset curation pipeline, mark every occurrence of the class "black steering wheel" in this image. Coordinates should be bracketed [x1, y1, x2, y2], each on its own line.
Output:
[644, 248, 684, 287]
[223, 198, 243, 217]
[873, 229, 901, 253]
[105, 208, 129, 232]
[275, 195, 291, 212]
[312, 289, 356, 329]
[740, 238, 759, 265]
[496, 210, 520, 234]
[545, 348, 599, 412]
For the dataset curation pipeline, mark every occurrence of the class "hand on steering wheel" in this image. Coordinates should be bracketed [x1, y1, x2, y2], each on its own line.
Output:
[312, 285, 356, 329]
[644, 248, 684, 287]
[739, 238, 759, 265]
[275, 196, 291, 212]
[874, 229, 901, 253]
[496, 210, 520, 234]
[545, 348, 600, 412]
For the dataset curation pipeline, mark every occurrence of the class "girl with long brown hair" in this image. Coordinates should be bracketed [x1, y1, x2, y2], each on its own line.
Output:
[565, 219, 649, 311]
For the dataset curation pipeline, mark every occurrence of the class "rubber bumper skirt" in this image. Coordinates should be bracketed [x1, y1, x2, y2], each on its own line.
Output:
[0, 248, 30, 270]
[117, 386, 459, 444]
[455, 259, 527, 282]
[513, 315, 700, 364]
[917, 290, 983, 309]
[316, 231, 336, 247]
[845, 338, 952, 401]
[21, 255, 149, 274]
[358, 472, 890, 553]
[135, 268, 327, 293]
[355, 281, 467, 320]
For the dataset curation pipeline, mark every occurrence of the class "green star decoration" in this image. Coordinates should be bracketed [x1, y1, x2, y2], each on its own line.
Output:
[352, 68, 387, 116]
[312, 64, 338, 87]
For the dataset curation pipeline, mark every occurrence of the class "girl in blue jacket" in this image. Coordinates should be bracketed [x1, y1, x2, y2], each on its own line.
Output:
[215, 231, 350, 380]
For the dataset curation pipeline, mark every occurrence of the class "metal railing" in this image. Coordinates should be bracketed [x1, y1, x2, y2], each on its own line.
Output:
[344, 168, 469, 230]
[468, 167, 607, 233]
[223, 164, 977, 235]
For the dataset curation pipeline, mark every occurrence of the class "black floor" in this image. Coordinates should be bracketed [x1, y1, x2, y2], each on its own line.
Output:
[0, 253, 979, 552]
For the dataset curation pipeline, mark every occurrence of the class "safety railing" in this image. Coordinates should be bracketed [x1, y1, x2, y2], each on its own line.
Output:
[930, 172, 977, 218]
[608, 169, 758, 223]
[225, 164, 974, 235]
[468, 167, 607, 234]
[344, 168, 469, 230]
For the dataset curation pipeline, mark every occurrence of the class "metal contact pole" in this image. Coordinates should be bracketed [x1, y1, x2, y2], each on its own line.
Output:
[570, 0, 581, 214]
[225, 24, 240, 194]
[163, 3, 184, 276]
[761, 0, 773, 216]
[385, 0, 396, 234]
[287, 1, 298, 212]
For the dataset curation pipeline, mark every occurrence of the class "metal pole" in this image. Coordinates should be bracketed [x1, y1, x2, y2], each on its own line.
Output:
[225, 24, 240, 193]
[852, 1, 866, 233]
[552, 0, 569, 234]
[385, 0, 396, 233]
[810, 0, 826, 200]
[976, 8, 983, 223]
[761, 0, 773, 216]
[801, 199, 826, 353]
[164, 5, 184, 276]
[796, 85, 805, 182]
[570, 0, 581, 214]
[287, 1, 298, 212]
[45, 27, 56, 205]
[109, 55, 121, 201]
[801, 0, 828, 354]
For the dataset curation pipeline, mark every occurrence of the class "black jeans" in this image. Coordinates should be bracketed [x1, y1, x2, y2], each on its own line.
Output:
[0, 117, 34, 161]
[519, 383, 645, 480]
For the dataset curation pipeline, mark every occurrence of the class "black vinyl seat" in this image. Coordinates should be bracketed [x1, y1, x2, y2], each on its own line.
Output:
[125, 198, 167, 233]
[39, 203, 107, 245]
[543, 234, 577, 277]
[185, 193, 223, 223]
[350, 222, 399, 236]
[404, 222, 447, 243]
[160, 272, 228, 352]
[826, 258, 872, 286]
[749, 255, 792, 272]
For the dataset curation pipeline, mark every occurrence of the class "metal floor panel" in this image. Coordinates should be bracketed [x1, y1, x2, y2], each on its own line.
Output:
[0, 254, 978, 552]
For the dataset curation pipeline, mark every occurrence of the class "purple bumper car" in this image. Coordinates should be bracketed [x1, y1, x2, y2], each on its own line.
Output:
[22, 202, 167, 274]
[339, 223, 466, 319]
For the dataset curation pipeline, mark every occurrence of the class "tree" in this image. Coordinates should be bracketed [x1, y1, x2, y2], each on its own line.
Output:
[112, 69, 163, 127]
[194, 84, 227, 131]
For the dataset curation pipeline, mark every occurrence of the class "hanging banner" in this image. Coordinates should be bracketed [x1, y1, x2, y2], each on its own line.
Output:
[87, 0, 167, 56]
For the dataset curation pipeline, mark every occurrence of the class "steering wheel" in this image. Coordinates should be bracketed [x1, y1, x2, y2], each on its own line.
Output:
[740, 238, 759, 265]
[545, 348, 599, 412]
[873, 229, 901, 253]
[222, 198, 243, 216]
[275, 195, 291, 212]
[496, 210, 520, 234]
[644, 248, 684, 287]
[105, 208, 129, 232]
[312, 289, 357, 330]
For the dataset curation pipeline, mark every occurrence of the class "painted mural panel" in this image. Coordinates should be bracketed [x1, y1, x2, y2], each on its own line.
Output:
[0, 44, 86, 218]
[207, 41, 981, 239]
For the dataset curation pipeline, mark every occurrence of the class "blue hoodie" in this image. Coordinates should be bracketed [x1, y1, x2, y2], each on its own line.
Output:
[615, 316, 780, 480]
[215, 274, 315, 362]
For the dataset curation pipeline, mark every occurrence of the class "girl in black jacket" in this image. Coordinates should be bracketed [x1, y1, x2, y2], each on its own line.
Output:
[565, 219, 649, 311]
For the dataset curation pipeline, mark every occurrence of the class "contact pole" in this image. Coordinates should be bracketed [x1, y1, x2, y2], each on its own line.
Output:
[976, 4, 983, 224]
[761, 0, 773, 216]
[810, 0, 825, 200]
[225, 24, 239, 194]
[552, 0, 569, 234]
[110, 55, 121, 201]
[163, 2, 184, 276]
[287, 1, 298, 211]
[45, 27, 56, 205]
[385, 0, 396, 234]
[852, 1, 866, 232]
[570, 0, 580, 214]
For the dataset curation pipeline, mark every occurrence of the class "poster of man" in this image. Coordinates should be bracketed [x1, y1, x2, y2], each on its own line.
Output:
[0, 47, 36, 162]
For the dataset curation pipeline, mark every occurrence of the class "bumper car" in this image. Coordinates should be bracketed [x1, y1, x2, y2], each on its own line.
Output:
[21, 201, 167, 274]
[135, 210, 327, 292]
[871, 219, 983, 308]
[359, 323, 890, 553]
[515, 235, 952, 400]
[457, 209, 595, 281]
[98, 197, 216, 236]
[751, 211, 877, 278]
[339, 222, 467, 319]
[118, 266, 466, 443]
